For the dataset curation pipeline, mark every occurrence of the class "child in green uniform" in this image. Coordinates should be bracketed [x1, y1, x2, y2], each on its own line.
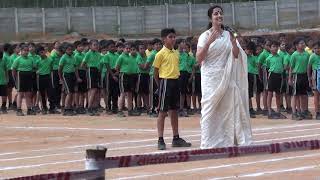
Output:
[0, 50, 8, 113]
[35, 46, 53, 114]
[116, 42, 140, 117]
[278, 41, 289, 112]
[266, 41, 286, 119]
[282, 44, 295, 114]
[258, 39, 271, 115]
[12, 45, 35, 116]
[7, 44, 20, 110]
[82, 40, 102, 116]
[136, 43, 150, 113]
[307, 41, 320, 119]
[28, 43, 40, 113]
[73, 41, 87, 114]
[289, 38, 311, 120]
[145, 38, 162, 117]
[59, 43, 81, 116]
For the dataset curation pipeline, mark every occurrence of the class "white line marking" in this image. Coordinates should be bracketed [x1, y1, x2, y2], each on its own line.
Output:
[111, 152, 320, 180]
[254, 133, 320, 143]
[0, 151, 82, 162]
[209, 165, 319, 179]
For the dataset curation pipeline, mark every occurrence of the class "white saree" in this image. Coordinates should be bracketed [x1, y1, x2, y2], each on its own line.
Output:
[198, 30, 252, 149]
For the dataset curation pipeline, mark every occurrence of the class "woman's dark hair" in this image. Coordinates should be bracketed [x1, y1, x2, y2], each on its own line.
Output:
[207, 5, 223, 30]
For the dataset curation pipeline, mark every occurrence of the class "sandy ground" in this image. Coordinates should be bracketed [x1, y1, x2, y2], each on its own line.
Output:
[0, 103, 320, 179]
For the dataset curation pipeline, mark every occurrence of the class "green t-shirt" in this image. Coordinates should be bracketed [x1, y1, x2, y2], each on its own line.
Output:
[147, 50, 157, 76]
[100, 53, 108, 78]
[290, 51, 310, 74]
[36, 56, 53, 75]
[308, 53, 320, 71]
[50, 50, 61, 71]
[9, 53, 19, 70]
[59, 54, 76, 73]
[247, 55, 259, 75]
[187, 55, 196, 73]
[116, 53, 138, 74]
[258, 49, 270, 67]
[74, 50, 85, 70]
[3, 52, 11, 71]
[136, 54, 149, 74]
[278, 50, 288, 60]
[0, 58, 7, 85]
[266, 54, 284, 74]
[28, 53, 38, 72]
[83, 50, 102, 69]
[12, 55, 34, 72]
[179, 52, 189, 72]
[105, 51, 119, 70]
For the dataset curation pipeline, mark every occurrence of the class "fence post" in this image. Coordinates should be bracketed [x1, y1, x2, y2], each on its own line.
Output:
[66, 7, 71, 32]
[85, 146, 107, 180]
[318, 0, 320, 18]
[231, 2, 235, 26]
[92, 6, 96, 33]
[141, 6, 146, 34]
[275, 1, 279, 27]
[297, 0, 300, 25]
[165, 3, 169, 28]
[188, 2, 192, 35]
[254, 1, 258, 26]
[117, 6, 121, 35]
[42, 8, 46, 36]
[14, 8, 19, 36]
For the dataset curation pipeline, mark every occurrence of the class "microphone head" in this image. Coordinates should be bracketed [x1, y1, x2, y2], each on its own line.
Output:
[224, 25, 238, 37]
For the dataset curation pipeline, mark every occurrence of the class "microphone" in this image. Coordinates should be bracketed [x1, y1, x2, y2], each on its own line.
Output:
[224, 25, 238, 38]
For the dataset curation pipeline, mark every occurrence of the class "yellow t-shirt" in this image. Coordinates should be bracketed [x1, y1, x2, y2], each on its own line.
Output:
[305, 47, 312, 54]
[153, 46, 180, 79]
[145, 49, 152, 57]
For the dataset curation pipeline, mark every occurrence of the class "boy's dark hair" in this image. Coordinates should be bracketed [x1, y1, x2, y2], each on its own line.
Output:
[312, 41, 320, 48]
[20, 44, 29, 50]
[116, 42, 124, 48]
[118, 38, 126, 43]
[270, 40, 280, 47]
[245, 41, 256, 52]
[99, 39, 108, 47]
[35, 46, 45, 55]
[73, 41, 82, 48]
[285, 43, 294, 52]
[124, 42, 132, 48]
[106, 40, 115, 47]
[151, 38, 162, 45]
[186, 36, 193, 43]
[278, 33, 286, 38]
[134, 40, 143, 46]
[80, 38, 88, 43]
[3, 43, 11, 52]
[90, 39, 99, 45]
[161, 28, 176, 38]
[293, 37, 305, 46]
[28, 42, 36, 47]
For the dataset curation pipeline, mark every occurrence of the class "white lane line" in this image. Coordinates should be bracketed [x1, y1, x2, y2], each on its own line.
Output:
[0, 122, 319, 133]
[111, 152, 320, 180]
[209, 165, 319, 179]
[254, 133, 320, 143]
[0, 159, 85, 171]
[0, 151, 82, 162]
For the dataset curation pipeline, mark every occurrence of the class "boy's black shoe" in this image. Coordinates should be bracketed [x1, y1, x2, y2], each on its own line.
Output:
[249, 108, 256, 115]
[262, 109, 269, 116]
[1, 106, 7, 114]
[172, 138, 192, 147]
[27, 109, 36, 115]
[268, 112, 280, 119]
[280, 105, 286, 112]
[117, 111, 126, 117]
[187, 109, 194, 115]
[128, 110, 141, 116]
[158, 140, 166, 150]
[316, 112, 320, 120]
[303, 110, 313, 119]
[255, 108, 263, 115]
[286, 107, 292, 114]
[292, 112, 303, 120]
[41, 109, 48, 115]
[16, 109, 24, 116]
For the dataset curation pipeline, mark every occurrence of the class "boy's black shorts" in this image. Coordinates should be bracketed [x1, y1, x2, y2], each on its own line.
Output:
[78, 70, 88, 93]
[37, 74, 50, 91]
[7, 70, 15, 88]
[292, 73, 308, 96]
[119, 73, 136, 93]
[158, 79, 180, 112]
[137, 73, 149, 94]
[0, 85, 7, 96]
[32, 72, 38, 92]
[63, 72, 76, 94]
[267, 72, 282, 93]
[179, 71, 191, 94]
[248, 73, 255, 98]
[192, 73, 201, 95]
[100, 72, 108, 90]
[87, 67, 100, 89]
[16, 71, 33, 92]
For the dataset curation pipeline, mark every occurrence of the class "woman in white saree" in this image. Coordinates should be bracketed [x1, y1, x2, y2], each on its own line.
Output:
[196, 5, 252, 149]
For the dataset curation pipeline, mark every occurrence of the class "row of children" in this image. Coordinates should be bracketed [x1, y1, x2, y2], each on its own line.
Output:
[246, 33, 320, 120]
[0, 35, 202, 117]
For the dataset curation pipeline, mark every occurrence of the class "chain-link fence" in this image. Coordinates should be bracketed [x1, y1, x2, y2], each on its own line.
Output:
[0, 0, 259, 8]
